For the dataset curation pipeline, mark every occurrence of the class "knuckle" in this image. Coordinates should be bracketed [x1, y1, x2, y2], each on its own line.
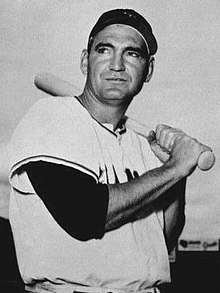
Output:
[156, 124, 165, 133]
[156, 123, 170, 131]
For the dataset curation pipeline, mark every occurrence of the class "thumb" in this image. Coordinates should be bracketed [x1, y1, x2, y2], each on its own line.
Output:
[147, 130, 157, 144]
[147, 130, 170, 163]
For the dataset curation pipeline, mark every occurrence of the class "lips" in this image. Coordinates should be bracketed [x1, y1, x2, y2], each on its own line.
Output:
[105, 77, 127, 82]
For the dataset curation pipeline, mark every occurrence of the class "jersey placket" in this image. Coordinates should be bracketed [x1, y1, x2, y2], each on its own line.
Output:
[109, 129, 136, 183]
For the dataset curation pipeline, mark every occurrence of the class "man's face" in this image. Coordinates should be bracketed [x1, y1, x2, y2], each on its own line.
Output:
[82, 24, 150, 107]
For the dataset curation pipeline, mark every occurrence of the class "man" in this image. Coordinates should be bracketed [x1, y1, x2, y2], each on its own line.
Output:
[8, 9, 211, 293]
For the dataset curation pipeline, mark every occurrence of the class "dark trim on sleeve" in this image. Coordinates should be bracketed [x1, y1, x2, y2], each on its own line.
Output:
[11, 155, 99, 182]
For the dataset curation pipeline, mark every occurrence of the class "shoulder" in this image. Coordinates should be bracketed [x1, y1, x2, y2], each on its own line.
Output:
[23, 96, 84, 120]
[13, 96, 89, 135]
[9, 96, 100, 178]
[10, 96, 94, 152]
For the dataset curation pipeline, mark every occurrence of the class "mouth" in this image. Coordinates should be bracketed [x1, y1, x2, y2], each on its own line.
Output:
[105, 77, 127, 83]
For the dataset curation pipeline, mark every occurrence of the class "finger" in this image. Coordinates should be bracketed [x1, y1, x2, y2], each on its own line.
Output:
[147, 130, 156, 143]
[148, 140, 170, 163]
[155, 124, 169, 147]
[163, 129, 185, 152]
[155, 124, 165, 142]
[155, 124, 180, 152]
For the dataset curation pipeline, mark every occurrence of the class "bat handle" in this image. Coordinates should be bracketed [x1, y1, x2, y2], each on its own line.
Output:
[198, 151, 215, 171]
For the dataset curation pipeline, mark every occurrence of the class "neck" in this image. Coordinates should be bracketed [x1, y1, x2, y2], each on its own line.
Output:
[78, 87, 130, 130]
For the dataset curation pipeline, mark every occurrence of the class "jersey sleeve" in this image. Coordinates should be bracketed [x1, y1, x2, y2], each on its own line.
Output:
[9, 97, 101, 192]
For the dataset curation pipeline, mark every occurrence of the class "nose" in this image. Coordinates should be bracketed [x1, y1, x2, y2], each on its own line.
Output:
[109, 52, 125, 71]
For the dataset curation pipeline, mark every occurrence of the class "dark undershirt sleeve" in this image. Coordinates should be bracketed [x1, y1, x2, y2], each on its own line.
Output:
[24, 161, 109, 241]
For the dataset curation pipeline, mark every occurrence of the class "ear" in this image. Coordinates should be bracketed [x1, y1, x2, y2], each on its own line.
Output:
[80, 49, 89, 76]
[144, 56, 155, 83]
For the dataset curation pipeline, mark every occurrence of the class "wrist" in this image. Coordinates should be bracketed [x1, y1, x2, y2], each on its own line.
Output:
[162, 159, 187, 181]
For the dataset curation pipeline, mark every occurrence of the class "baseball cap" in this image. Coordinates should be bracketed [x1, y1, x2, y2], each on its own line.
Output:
[87, 9, 158, 56]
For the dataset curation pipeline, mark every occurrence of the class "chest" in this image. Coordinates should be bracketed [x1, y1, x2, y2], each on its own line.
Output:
[93, 126, 157, 184]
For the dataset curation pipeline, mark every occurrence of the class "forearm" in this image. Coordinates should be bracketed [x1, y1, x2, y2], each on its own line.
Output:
[25, 160, 186, 242]
[106, 162, 184, 231]
[105, 123, 209, 236]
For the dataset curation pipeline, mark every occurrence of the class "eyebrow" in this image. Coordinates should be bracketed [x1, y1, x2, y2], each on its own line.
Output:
[94, 42, 147, 57]
[94, 42, 114, 50]
[125, 46, 146, 56]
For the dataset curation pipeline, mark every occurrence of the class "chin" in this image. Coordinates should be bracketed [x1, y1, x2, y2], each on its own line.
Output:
[103, 92, 127, 102]
[102, 87, 131, 99]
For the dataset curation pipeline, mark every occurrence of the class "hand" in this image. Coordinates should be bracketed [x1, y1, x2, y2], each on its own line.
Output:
[148, 124, 212, 176]
[147, 129, 170, 163]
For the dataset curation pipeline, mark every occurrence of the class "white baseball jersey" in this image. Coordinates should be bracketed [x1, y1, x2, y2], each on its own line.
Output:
[9, 97, 170, 293]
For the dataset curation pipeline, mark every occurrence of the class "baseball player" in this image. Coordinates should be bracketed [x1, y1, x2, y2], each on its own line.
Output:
[8, 9, 213, 293]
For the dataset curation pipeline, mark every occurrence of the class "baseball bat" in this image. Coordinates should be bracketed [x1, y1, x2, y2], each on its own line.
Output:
[34, 73, 215, 171]
[34, 73, 77, 97]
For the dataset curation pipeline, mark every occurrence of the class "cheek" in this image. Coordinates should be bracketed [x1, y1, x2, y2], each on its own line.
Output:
[89, 59, 104, 80]
[87, 62, 99, 83]
[87, 61, 107, 94]
[130, 66, 146, 85]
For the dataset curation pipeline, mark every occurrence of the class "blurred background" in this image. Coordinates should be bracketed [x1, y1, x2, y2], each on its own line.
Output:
[0, 0, 220, 292]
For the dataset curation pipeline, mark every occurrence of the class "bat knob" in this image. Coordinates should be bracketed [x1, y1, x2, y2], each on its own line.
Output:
[198, 151, 215, 171]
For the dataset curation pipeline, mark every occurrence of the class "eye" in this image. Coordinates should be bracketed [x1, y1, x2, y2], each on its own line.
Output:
[127, 51, 141, 58]
[96, 47, 110, 54]
[126, 50, 146, 60]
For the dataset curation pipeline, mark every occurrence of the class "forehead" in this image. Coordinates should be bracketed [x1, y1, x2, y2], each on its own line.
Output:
[92, 24, 146, 48]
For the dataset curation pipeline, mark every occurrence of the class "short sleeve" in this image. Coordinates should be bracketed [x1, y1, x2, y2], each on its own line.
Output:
[9, 97, 100, 192]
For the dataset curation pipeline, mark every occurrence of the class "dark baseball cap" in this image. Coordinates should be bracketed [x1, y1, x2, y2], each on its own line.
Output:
[87, 9, 158, 56]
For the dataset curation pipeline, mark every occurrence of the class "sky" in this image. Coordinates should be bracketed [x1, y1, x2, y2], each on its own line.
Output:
[0, 0, 220, 240]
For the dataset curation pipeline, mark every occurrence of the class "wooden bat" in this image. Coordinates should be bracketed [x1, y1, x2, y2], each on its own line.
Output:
[34, 72, 215, 171]
[34, 73, 77, 97]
